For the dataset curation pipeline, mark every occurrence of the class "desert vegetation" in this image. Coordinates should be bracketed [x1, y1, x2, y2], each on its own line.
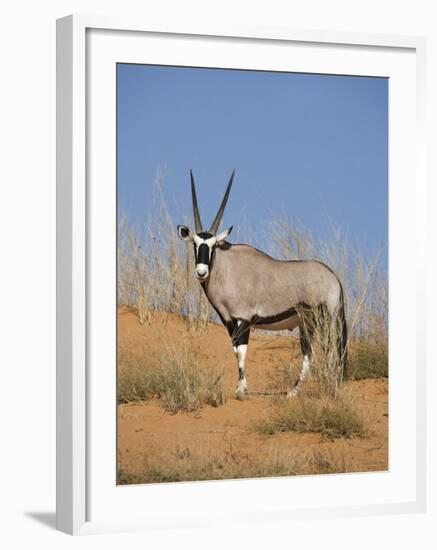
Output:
[118, 342, 226, 412]
[255, 392, 369, 440]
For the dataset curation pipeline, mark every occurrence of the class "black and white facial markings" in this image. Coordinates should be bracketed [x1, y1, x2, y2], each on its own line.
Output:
[177, 225, 233, 281]
[193, 231, 215, 280]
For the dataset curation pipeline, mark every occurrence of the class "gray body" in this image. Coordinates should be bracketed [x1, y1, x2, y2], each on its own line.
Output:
[204, 244, 342, 327]
[177, 171, 348, 398]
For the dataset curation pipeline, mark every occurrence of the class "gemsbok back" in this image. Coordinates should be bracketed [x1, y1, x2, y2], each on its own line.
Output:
[177, 171, 348, 399]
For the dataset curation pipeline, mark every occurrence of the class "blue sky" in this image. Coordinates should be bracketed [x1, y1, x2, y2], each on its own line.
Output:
[117, 64, 388, 259]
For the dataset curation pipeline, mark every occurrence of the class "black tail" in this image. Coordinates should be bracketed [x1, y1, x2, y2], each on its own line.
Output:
[337, 287, 349, 381]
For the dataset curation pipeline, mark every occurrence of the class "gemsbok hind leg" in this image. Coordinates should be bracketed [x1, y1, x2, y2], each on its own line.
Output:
[288, 319, 314, 397]
[227, 320, 251, 399]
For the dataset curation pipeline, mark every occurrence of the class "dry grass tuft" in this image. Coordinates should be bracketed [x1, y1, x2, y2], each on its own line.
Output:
[308, 448, 360, 474]
[347, 342, 388, 380]
[117, 348, 164, 403]
[158, 343, 226, 413]
[255, 392, 368, 440]
[117, 342, 226, 413]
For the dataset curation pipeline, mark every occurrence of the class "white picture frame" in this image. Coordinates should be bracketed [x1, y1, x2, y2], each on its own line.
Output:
[56, 14, 427, 535]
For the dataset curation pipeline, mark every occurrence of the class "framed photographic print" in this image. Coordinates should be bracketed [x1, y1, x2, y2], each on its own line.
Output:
[56, 15, 426, 535]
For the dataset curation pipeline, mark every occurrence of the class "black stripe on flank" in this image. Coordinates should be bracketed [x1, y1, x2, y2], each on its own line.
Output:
[252, 303, 311, 326]
[253, 308, 296, 326]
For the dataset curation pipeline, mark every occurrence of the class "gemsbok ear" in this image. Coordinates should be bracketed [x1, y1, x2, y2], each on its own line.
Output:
[177, 225, 192, 241]
[216, 226, 233, 244]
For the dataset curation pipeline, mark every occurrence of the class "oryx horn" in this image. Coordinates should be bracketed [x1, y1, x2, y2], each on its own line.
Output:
[209, 170, 235, 234]
[190, 170, 203, 233]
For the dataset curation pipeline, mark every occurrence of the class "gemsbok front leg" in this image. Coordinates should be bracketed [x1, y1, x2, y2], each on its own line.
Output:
[227, 320, 251, 399]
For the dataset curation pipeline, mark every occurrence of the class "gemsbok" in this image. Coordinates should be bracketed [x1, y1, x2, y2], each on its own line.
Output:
[177, 171, 348, 398]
